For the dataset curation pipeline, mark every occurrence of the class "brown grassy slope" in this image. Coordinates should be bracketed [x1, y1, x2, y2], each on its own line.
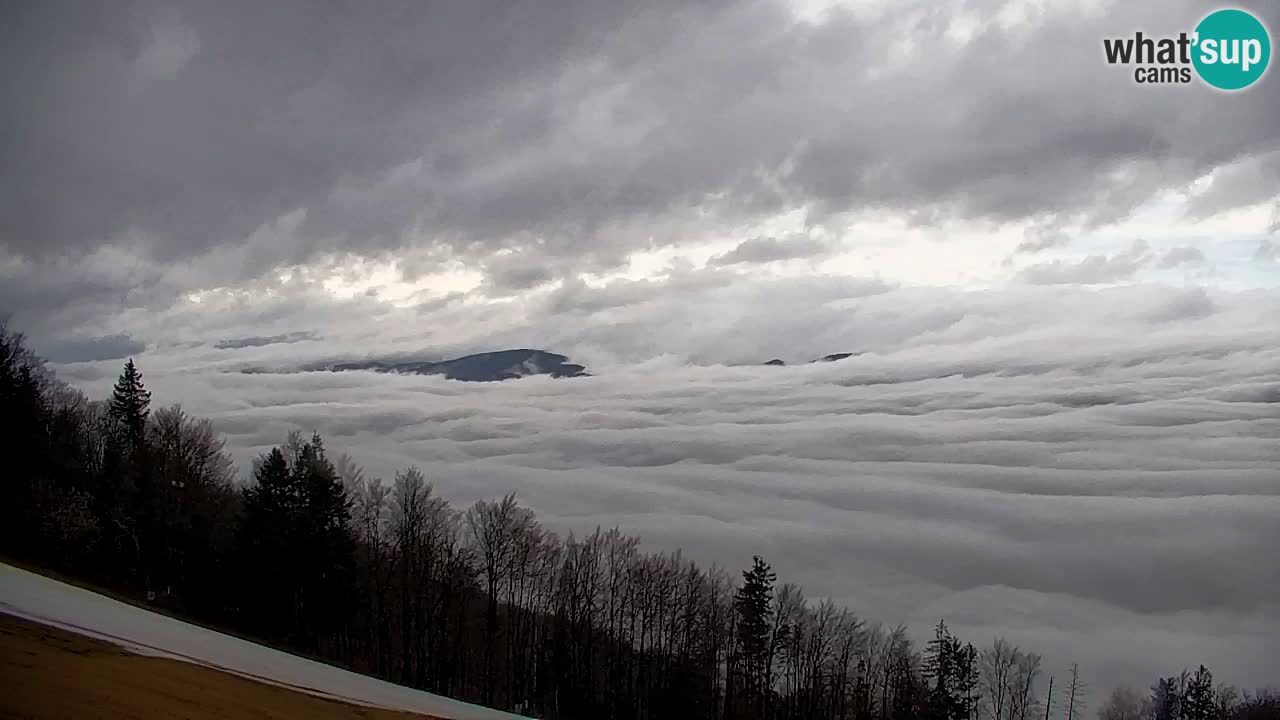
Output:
[0, 614, 441, 720]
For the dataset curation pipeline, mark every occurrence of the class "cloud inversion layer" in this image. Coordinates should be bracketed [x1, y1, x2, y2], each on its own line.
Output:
[54, 280, 1275, 694]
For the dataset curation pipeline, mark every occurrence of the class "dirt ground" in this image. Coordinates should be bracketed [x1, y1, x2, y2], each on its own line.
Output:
[0, 613, 439, 720]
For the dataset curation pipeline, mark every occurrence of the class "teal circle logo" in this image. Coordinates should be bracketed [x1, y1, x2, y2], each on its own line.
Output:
[1192, 9, 1271, 90]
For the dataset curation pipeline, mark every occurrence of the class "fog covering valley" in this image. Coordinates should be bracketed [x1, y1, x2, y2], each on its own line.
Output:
[43, 279, 1280, 693]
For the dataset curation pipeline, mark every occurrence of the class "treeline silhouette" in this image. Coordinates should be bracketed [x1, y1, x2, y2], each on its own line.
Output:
[1, 324, 1275, 720]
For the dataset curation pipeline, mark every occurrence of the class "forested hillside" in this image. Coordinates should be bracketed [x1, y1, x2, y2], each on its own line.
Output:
[1, 324, 1275, 720]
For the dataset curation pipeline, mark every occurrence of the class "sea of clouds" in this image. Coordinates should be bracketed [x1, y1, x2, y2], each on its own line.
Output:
[47, 279, 1280, 694]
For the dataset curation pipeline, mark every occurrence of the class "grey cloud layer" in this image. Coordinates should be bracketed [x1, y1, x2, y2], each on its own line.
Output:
[59, 281, 1280, 693]
[31, 333, 147, 363]
[214, 331, 318, 350]
[5, 0, 1279, 311]
[709, 235, 831, 265]
[1016, 239, 1153, 285]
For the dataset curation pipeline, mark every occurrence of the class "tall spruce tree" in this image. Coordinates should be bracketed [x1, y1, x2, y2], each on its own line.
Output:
[925, 620, 955, 719]
[925, 620, 981, 720]
[294, 432, 355, 651]
[1151, 676, 1182, 720]
[109, 359, 151, 451]
[0, 325, 50, 555]
[105, 358, 157, 589]
[891, 652, 923, 720]
[734, 555, 776, 718]
[1181, 666, 1216, 720]
[240, 447, 296, 638]
[240, 434, 356, 651]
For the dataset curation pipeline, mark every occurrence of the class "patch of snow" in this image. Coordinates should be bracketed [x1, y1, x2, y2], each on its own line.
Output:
[0, 563, 528, 720]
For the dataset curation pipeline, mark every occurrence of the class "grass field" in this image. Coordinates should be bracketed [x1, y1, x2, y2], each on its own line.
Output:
[0, 613, 440, 720]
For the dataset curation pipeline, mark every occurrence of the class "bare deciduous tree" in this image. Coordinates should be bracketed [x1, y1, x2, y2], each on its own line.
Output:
[982, 638, 1017, 720]
[1008, 650, 1042, 720]
[466, 493, 519, 705]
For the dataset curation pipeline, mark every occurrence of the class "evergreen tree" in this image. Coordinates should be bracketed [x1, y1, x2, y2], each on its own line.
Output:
[1152, 676, 1183, 720]
[109, 359, 151, 451]
[734, 555, 776, 718]
[250, 447, 295, 509]
[103, 359, 158, 589]
[294, 433, 355, 651]
[240, 447, 296, 638]
[925, 620, 956, 719]
[0, 325, 50, 555]
[1181, 666, 1215, 720]
[240, 434, 355, 651]
[957, 642, 980, 720]
[891, 652, 924, 720]
[925, 620, 981, 720]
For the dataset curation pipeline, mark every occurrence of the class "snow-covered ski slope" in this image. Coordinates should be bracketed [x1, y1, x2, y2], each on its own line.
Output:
[0, 563, 529, 720]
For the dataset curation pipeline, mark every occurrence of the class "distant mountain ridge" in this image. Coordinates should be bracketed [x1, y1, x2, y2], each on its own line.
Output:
[763, 352, 861, 366]
[326, 349, 588, 382]
[315, 348, 861, 382]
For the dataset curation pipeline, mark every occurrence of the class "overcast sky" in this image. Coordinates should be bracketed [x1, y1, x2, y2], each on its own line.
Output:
[3, 0, 1278, 697]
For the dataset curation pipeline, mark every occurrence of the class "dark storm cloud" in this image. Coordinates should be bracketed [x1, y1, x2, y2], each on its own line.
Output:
[1, 0, 735, 266]
[1184, 150, 1280, 220]
[35, 333, 147, 363]
[481, 251, 562, 294]
[99, 281, 1279, 692]
[214, 330, 318, 349]
[5, 0, 1279, 316]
